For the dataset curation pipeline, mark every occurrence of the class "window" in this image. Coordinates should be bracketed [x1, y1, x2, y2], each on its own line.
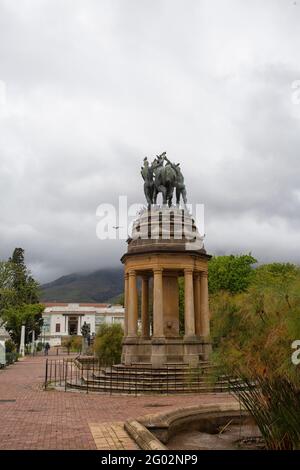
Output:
[55, 323, 60, 333]
[43, 316, 51, 333]
[95, 315, 105, 326]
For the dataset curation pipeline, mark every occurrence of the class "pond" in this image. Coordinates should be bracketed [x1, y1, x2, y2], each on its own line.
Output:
[167, 416, 264, 450]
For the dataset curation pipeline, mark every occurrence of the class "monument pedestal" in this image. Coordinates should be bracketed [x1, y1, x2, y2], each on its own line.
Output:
[122, 336, 208, 367]
[121, 206, 212, 368]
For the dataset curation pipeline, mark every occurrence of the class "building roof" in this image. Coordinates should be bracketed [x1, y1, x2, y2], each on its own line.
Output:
[43, 302, 124, 315]
[43, 302, 113, 308]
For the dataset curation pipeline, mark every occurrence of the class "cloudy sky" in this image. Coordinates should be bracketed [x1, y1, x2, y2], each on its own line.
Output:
[1, 0, 300, 283]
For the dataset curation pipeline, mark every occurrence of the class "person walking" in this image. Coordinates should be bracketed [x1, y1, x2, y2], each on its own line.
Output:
[44, 342, 50, 356]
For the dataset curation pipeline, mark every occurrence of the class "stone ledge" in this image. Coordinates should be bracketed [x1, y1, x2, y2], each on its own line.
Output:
[124, 419, 167, 450]
[125, 402, 245, 449]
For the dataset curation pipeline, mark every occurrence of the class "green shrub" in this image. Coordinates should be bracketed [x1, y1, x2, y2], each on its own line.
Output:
[62, 336, 82, 352]
[94, 323, 123, 365]
[70, 336, 82, 352]
[211, 262, 300, 449]
[5, 339, 16, 353]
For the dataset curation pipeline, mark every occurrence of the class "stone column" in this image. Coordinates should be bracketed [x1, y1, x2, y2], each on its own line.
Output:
[184, 268, 195, 337]
[141, 276, 149, 338]
[200, 271, 210, 337]
[19, 324, 25, 357]
[194, 272, 201, 336]
[152, 268, 164, 338]
[124, 273, 129, 337]
[31, 330, 35, 355]
[127, 270, 138, 337]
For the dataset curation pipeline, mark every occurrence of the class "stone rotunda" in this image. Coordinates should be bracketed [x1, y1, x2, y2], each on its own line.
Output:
[121, 206, 212, 368]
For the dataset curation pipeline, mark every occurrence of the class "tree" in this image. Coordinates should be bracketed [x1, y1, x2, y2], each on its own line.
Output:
[211, 263, 300, 449]
[208, 254, 257, 294]
[9, 248, 39, 305]
[2, 303, 44, 347]
[94, 323, 123, 365]
[0, 249, 42, 348]
[0, 261, 15, 314]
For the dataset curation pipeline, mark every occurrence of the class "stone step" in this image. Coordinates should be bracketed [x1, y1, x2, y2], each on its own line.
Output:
[82, 377, 225, 387]
[66, 379, 230, 394]
[91, 371, 217, 382]
[111, 362, 213, 371]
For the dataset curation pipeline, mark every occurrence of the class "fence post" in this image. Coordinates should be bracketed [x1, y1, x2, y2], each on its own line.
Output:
[166, 365, 168, 395]
[110, 363, 112, 396]
[86, 362, 89, 394]
[50, 360, 52, 383]
[44, 358, 48, 390]
[64, 360, 68, 392]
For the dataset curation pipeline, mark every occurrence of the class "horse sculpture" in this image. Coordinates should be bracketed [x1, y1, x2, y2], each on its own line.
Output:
[141, 152, 186, 207]
[141, 157, 154, 208]
[153, 163, 176, 206]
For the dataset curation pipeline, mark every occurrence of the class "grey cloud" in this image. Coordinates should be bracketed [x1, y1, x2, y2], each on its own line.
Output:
[1, 0, 300, 282]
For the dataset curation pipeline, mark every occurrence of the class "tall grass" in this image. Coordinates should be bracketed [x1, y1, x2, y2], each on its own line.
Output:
[230, 374, 300, 450]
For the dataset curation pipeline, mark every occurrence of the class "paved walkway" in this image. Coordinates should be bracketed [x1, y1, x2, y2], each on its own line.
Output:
[0, 355, 236, 450]
[89, 422, 138, 450]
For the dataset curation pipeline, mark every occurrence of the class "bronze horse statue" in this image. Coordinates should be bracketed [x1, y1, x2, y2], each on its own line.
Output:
[141, 152, 187, 207]
[152, 153, 177, 206]
[141, 157, 154, 208]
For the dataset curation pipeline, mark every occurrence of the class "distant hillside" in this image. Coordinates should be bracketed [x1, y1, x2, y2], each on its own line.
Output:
[40, 268, 124, 303]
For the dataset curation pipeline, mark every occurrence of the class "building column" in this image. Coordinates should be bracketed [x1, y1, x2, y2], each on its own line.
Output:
[184, 268, 196, 337]
[152, 268, 164, 338]
[124, 273, 129, 337]
[77, 316, 81, 335]
[194, 272, 201, 336]
[141, 276, 149, 338]
[127, 270, 138, 337]
[200, 271, 210, 337]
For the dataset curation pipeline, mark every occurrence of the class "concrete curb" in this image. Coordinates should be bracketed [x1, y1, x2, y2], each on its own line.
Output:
[125, 419, 167, 450]
[125, 401, 244, 450]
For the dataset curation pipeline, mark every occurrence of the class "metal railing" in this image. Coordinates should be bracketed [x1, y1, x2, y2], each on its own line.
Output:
[44, 357, 228, 395]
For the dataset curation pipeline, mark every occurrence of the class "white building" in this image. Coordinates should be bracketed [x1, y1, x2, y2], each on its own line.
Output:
[40, 302, 125, 346]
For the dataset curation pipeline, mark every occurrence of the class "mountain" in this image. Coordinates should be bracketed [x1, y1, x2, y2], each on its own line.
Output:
[40, 267, 124, 303]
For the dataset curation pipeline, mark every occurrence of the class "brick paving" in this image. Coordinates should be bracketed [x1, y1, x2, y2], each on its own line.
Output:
[0, 355, 236, 450]
[89, 422, 138, 450]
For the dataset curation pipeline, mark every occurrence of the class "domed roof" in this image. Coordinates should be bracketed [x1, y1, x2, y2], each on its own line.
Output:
[126, 206, 206, 255]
